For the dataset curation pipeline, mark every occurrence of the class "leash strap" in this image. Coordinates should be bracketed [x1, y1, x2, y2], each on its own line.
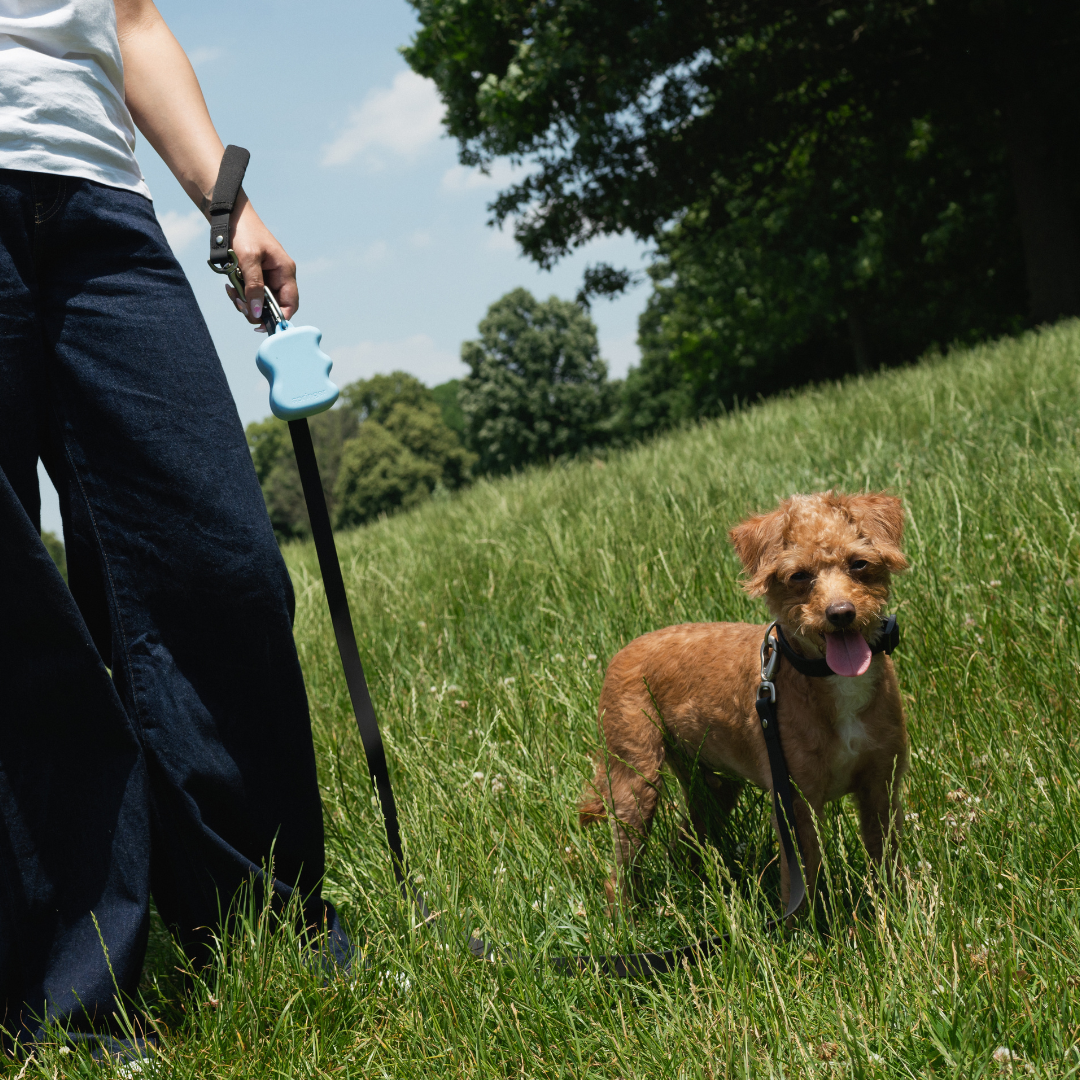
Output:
[288, 418, 410, 896]
[208, 144, 250, 267]
[755, 678, 808, 920]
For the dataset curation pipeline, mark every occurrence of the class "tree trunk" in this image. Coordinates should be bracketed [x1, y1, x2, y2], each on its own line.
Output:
[1004, 95, 1080, 324]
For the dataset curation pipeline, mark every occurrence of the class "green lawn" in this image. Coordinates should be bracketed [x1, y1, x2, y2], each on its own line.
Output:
[26, 320, 1080, 1077]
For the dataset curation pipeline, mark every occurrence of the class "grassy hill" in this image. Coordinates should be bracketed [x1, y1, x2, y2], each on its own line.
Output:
[49, 322, 1080, 1077]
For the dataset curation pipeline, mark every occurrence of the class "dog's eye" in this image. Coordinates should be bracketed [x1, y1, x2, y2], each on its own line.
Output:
[790, 571, 812, 583]
[850, 559, 868, 571]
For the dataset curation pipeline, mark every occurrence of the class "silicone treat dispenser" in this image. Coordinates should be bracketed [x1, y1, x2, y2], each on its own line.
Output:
[255, 323, 339, 420]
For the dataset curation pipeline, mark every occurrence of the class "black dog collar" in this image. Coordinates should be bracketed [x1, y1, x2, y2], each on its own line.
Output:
[773, 615, 900, 678]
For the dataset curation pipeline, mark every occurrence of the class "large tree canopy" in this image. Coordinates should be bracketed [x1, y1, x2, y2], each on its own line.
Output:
[406, 0, 1080, 406]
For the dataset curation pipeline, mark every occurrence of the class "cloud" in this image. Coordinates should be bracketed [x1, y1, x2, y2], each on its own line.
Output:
[409, 229, 432, 248]
[440, 158, 521, 193]
[361, 240, 389, 265]
[322, 70, 445, 169]
[158, 209, 204, 253]
[329, 335, 467, 388]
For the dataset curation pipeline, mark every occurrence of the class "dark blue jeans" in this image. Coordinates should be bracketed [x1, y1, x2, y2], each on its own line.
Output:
[0, 170, 335, 1038]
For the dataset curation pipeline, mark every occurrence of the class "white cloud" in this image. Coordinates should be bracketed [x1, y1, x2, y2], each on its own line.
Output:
[158, 209, 204, 253]
[329, 335, 466, 388]
[187, 46, 223, 68]
[322, 70, 445, 169]
[409, 229, 432, 248]
[441, 158, 521, 193]
[355, 240, 388, 266]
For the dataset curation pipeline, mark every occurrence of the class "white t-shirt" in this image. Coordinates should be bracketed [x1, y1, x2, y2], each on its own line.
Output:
[0, 0, 150, 198]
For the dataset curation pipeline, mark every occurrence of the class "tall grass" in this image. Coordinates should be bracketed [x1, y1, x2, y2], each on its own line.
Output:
[21, 321, 1080, 1077]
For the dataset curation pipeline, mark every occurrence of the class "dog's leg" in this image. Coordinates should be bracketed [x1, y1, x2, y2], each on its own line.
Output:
[677, 771, 743, 863]
[854, 762, 904, 880]
[599, 752, 664, 916]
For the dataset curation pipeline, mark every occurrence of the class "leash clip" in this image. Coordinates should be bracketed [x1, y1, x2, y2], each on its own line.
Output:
[757, 680, 776, 709]
[208, 249, 245, 297]
[759, 623, 780, 682]
[757, 622, 780, 713]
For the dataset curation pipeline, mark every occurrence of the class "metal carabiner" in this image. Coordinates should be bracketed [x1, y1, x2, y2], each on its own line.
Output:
[209, 253, 287, 334]
[759, 622, 780, 682]
[207, 248, 245, 297]
[757, 622, 780, 706]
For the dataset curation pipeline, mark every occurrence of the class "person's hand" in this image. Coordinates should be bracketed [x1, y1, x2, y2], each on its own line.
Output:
[223, 191, 298, 328]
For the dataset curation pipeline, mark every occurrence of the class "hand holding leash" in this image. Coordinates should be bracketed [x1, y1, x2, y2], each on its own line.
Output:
[206, 144, 297, 326]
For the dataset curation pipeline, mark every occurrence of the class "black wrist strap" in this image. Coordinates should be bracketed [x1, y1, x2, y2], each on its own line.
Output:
[208, 144, 250, 266]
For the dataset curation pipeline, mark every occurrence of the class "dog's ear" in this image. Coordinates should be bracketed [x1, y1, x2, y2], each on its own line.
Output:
[729, 507, 787, 596]
[847, 492, 908, 572]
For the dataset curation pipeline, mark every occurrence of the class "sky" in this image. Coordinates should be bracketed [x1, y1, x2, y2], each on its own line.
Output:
[38, 0, 652, 534]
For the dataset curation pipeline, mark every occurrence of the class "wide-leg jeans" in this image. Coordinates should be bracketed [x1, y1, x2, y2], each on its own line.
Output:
[0, 169, 332, 1038]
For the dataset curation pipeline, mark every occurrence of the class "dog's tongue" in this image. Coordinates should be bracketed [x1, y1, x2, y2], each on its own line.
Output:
[825, 630, 872, 677]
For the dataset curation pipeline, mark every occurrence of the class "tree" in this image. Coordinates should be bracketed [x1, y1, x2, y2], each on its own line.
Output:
[333, 373, 476, 528]
[431, 379, 465, 437]
[405, 0, 1080, 409]
[245, 409, 359, 540]
[459, 288, 616, 474]
[41, 531, 67, 581]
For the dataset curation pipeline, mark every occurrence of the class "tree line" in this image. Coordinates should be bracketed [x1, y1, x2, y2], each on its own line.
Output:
[403, 0, 1080, 419]
[251, 0, 1080, 534]
[247, 287, 635, 537]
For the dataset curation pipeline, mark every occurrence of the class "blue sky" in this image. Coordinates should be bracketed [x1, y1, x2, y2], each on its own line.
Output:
[39, 0, 651, 534]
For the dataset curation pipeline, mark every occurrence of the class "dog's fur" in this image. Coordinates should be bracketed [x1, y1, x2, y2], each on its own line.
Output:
[579, 491, 909, 912]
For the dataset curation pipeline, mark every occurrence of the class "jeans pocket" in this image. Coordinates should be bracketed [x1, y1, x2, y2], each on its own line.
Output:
[31, 175, 67, 224]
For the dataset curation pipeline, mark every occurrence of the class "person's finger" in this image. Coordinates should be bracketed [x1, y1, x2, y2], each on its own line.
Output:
[237, 250, 265, 323]
[224, 282, 248, 316]
[264, 256, 298, 321]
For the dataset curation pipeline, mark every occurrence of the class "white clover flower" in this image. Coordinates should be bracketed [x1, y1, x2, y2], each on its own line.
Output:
[553, 653, 566, 662]
[472, 771, 485, 783]
[502, 676, 516, 687]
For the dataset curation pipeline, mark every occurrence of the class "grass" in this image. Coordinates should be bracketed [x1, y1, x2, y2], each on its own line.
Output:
[16, 320, 1080, 1077]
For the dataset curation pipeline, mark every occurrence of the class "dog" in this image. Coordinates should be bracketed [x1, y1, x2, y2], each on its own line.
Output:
[578, 491, 909, 913]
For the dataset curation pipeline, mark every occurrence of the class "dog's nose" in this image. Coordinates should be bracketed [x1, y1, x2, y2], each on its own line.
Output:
[825, 601, 856, 628]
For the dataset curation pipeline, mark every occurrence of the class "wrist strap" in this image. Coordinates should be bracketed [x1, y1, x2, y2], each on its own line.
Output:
[208, 144, 250, 266]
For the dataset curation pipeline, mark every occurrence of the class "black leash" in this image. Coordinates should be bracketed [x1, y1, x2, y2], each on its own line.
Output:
[203, 145, 415, 903]
[208, 146, 899, 979]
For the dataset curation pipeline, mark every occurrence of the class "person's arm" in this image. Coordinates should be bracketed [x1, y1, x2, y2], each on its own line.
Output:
[113, 0, 295, 323]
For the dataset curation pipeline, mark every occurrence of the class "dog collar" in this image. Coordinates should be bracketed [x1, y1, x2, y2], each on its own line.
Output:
[772, 616, 900, 678]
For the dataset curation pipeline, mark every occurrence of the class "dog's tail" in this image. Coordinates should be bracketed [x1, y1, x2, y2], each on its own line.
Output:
[578, 787, 608, 828]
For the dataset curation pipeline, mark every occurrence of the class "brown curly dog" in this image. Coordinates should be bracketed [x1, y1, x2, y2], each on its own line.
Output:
[579, 491, 910, 913]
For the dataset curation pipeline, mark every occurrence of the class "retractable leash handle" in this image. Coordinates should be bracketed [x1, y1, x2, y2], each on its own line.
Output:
[206, 146, 412, 900]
